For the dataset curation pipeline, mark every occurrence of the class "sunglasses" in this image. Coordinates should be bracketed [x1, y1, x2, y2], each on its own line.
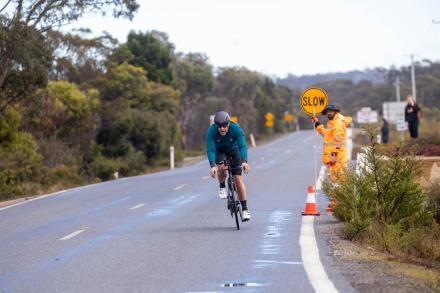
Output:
[216, 123, 229, 129]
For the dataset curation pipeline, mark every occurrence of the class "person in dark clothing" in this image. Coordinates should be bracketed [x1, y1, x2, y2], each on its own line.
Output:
[404, 95, 421, 139]
[380, 118, 389, 143]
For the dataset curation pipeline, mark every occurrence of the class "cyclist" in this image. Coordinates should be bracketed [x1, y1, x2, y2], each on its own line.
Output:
[206, 111, 251, 221]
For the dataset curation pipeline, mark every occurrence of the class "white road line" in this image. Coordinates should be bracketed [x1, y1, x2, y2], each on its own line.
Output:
[303, 136, 313, 142]
[202, 176, 210, 180]
[299, 178, 338, 293]
[173, 184, 187, 191]
[60, 227, 88, 241]
[130, 203, 145, 210]
[0, 189, 69, 211]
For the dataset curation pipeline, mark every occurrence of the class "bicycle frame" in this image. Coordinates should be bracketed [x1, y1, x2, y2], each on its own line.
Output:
[225, 156, 243, 230]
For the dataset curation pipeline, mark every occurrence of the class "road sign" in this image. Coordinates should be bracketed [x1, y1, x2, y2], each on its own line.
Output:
[396, 118, 408, 132]
[356, 107, 378, 124]
[300, 87, 328, 115]
[284, 113, 294, 122]
[265, 120, 274, 127]
[265, 112, 274, 121]
[383, 101, 406, 124]
[230, 116, 238, 123]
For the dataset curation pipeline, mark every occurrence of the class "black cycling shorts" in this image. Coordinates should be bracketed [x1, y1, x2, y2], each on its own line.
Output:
[216, 148, 243, 176]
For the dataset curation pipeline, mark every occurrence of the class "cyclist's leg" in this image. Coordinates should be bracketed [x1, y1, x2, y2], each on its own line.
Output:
[228, 149, 247, 201]
[233, 175, 247, 201]
[215, 150, 227, 184]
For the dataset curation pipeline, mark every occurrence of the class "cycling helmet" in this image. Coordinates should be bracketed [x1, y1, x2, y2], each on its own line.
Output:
[214, 111, 230, 127]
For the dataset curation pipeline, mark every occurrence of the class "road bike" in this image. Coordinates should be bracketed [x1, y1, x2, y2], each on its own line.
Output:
[225, 156, 243, 230]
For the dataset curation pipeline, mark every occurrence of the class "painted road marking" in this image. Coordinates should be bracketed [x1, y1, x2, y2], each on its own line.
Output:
[253, 259, 302, 265]
[202, 176, 210, 180]
[173, 184, 187, 191]
[130, 203, 145, 210]
[299, 176, 338, 293]
[303, 136, 313, 142]
[60, 227, 89, 241]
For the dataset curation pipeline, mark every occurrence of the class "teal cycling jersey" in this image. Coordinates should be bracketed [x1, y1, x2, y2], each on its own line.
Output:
[206, 121, 248, 167]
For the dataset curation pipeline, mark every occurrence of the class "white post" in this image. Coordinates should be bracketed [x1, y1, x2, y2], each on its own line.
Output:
[295, 118, 300, 132]
[113, 171, 119, 179]
[170, 146, 175, 170]
[377, 134, 381, 144]
[250, 133, 257, 148]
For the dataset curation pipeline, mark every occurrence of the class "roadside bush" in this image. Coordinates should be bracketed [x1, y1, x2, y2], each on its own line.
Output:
[86, 155, 125, 181]
[426, 180, 440, 224]
[44, 165, 86, 190]
[323, 129, 439, 261]
[0, 108, 43, 199]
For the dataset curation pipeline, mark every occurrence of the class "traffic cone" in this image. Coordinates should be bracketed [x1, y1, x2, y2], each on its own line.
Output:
[302, 185, 320, 216]
[326, 197, 334, 212]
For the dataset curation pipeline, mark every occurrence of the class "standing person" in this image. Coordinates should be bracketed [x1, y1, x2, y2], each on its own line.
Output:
[206, 111, 251, 221]
[381, 118, 389, 144]
[404, 94, 421, 139]
[311, 104, 352, 178]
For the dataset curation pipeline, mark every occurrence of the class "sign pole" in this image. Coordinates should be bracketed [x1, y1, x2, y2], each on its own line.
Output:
[313, 109, 318, 201]
[299, 87, 328, 209]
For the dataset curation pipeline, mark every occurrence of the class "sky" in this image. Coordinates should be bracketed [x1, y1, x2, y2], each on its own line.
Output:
[67, 0, 440, 77]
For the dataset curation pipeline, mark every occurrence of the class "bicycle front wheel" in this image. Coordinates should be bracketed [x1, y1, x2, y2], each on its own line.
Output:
[228, 177, 240, 230]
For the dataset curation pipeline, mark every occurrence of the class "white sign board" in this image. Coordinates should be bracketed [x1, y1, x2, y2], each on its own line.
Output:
[396, 118, 408, 132]
[383, 102, 406, 124]
[357, 107, 378, 123]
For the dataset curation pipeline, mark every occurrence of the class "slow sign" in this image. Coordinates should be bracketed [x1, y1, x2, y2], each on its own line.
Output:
[300, 87, 328, 116]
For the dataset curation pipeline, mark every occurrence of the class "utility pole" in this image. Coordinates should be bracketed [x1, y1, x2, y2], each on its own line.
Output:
[393, 76, 401, 101]
[410, 54, 417, 101]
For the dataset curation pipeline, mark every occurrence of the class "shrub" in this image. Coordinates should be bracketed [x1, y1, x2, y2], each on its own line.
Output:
[323, 128, 439, 261]
[426, 180, 440, 224]
[86, 155, 126, 181]
[0, 108, 42, 199]
[44, 165, 86, 189]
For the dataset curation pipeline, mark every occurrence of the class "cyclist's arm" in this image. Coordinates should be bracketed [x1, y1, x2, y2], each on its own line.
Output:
[206, 127, 217, 167]
[236, 126, 248, 162]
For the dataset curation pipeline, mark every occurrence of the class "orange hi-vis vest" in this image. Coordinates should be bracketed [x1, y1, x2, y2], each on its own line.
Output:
[316, 113, 352, 166]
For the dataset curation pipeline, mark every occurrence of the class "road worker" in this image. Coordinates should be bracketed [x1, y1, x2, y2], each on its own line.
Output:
[311, 104, 352, 178]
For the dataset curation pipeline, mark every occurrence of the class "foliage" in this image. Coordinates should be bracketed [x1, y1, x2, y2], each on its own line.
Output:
[0, 0, 139, 115]
[21, 80, 100, 153]
[426, 180, 440, 224]
[48, 29, 117, 84]
[323, 128, 439, 261]
[126, 31, 174, 85]
[0, 18, 52, 113]
[0, 108, 42, 199]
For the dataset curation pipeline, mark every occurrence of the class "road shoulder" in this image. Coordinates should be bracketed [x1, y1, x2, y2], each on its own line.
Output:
[314, 209, 440, 293]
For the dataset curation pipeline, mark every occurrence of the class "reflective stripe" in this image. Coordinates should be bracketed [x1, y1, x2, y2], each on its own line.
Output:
[323, 142, 346, 147]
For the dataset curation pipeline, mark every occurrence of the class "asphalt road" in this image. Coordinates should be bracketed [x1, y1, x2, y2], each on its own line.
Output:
[0, 130, 354, 293]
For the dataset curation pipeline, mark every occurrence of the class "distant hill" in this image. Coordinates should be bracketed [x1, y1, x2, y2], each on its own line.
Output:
[276, 69, 385, 89]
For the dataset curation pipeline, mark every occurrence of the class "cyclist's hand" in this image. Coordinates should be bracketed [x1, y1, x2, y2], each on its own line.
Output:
[311, 116, 319, 123]
[242, 162, 250, 174]
[210, 166, 218, 178]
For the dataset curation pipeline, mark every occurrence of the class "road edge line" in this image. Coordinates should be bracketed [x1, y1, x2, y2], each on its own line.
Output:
[299, 166, 339, 293]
